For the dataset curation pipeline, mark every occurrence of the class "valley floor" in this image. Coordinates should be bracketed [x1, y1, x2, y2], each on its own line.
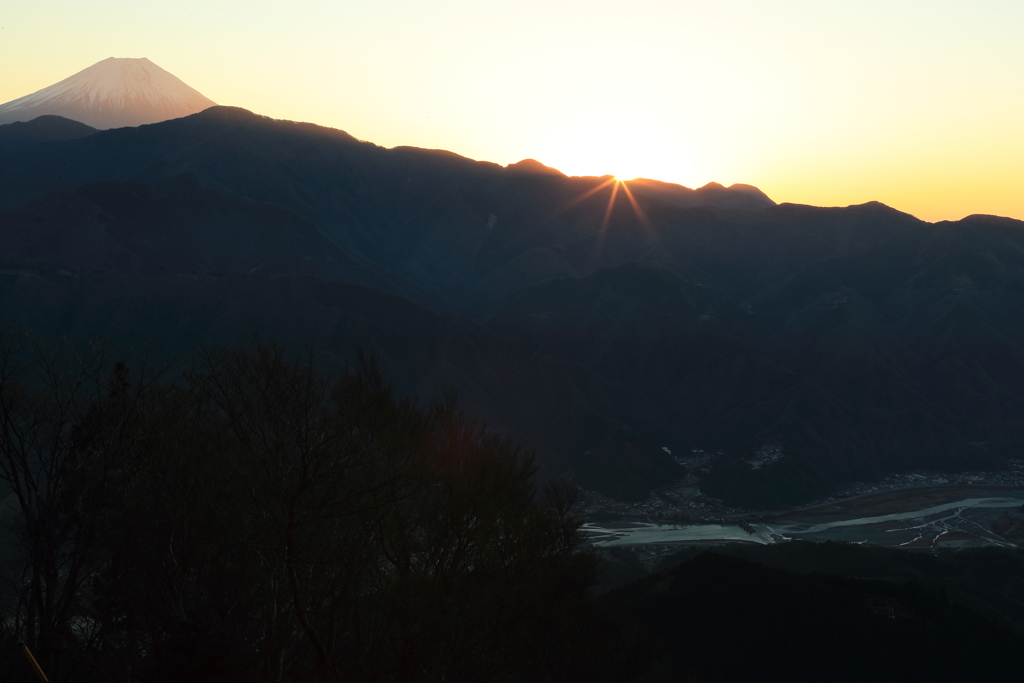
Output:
[579, 460, 1024, 570]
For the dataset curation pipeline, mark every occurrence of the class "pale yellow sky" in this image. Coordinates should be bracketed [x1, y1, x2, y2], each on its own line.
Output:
[2, 0, 1022, 222]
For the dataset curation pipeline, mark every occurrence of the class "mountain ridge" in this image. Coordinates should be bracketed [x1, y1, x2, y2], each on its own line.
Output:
[0, 114, 96, 153]
[0, 105, 1021, 505]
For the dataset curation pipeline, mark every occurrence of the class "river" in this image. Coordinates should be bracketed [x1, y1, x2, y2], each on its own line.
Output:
[585, 495, 1024, 548]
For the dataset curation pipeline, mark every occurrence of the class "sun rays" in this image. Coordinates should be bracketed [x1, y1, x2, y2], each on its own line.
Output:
[598, 181, 620, 236]
[533, 174, 657, 265]
[588, 178, 654, 264]
[590, 180, 621, 262]
[617, 179, 651, 232]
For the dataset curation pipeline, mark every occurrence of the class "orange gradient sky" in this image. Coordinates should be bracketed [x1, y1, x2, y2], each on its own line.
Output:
[2, 0, 1023, 222]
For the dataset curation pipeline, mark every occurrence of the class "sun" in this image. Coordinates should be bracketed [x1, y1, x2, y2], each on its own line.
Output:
[540, 119, 673, 184]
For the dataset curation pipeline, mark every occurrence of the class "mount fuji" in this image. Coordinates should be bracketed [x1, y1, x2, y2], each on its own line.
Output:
[0, 57, 216, 129]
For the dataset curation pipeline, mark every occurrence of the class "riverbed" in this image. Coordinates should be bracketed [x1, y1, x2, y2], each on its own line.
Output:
[585, 490, 1024, 549]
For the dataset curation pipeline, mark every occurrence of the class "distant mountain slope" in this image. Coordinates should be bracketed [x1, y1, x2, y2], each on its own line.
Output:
[1, 104, 1022, 506]
[0, 115, 96, 153]
[0, 172, 418, 296]
[488, 214, 1024, 506]
[0, 58, 216, 129]
[629, 177, 775, 210]
[0, 271, 680, 500]
[0, 106, 775, 311]
[488, 269, 994, 506]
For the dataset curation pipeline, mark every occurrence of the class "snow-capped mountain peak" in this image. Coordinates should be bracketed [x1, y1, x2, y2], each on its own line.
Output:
[0, 57, 217, 129]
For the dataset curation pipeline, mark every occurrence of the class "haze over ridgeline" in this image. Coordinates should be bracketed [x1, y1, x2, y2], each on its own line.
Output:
[0, 57, 216, 129]
[1, 59, 1023, 509]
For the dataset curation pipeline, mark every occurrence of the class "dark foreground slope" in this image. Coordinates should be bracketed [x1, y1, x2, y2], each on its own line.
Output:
[651, 541, 1024, 637]
[610, 549, 1024, 683]
[2, 108, 1023, 505]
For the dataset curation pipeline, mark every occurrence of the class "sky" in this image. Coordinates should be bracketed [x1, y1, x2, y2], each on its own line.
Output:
[2, 0, 1023, 222]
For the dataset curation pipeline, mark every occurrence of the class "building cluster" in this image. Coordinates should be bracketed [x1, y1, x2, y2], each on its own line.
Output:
[790, 460, 1024, 511]
[575, 478, 744, 526]
[673, 448, 725, 475]
[747, 445, 784, 470]
[844, 465, 1024, 497]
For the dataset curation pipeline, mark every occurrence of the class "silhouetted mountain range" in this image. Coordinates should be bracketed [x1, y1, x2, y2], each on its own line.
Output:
[0, 115, 96, 154]
[1, 106, 1022, 505]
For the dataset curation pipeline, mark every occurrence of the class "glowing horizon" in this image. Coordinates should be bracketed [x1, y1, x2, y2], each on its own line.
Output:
[2, 1, 1023, 223]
